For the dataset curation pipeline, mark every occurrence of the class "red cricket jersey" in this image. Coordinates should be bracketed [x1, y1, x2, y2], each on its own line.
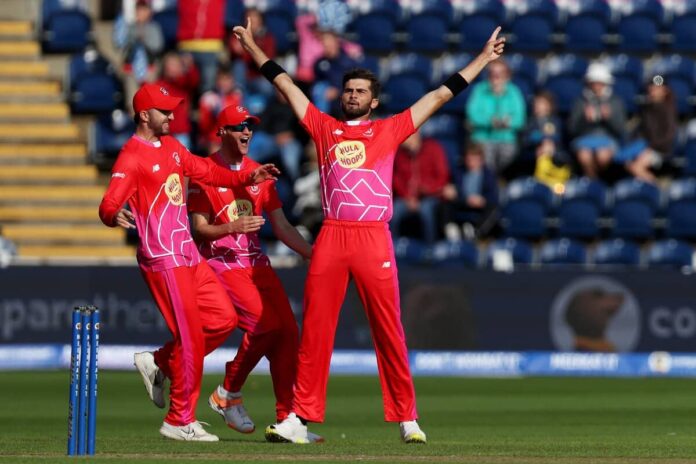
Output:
[188, 153, 282, 272]
[300, 103, 415, 222]
[99, 135, 254, 272]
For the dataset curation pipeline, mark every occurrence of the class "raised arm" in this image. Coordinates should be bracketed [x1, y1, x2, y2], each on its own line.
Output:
[233, 18, 310, 121]
[410, 27, 506, 129]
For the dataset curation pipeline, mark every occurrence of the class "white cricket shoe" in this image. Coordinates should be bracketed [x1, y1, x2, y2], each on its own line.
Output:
[264, 413, 310, 444]
[134, 351, 166, 409]
[208, 388, 255, 433]
[159, 420, 219, 442]
[400, 420, 427, 444]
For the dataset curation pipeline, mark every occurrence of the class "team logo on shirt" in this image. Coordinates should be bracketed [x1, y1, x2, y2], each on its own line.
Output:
[227, 199, 253, 220]
[164, 173, 183, 205]
[249, 185, 260, 194]
[334, 140, 366, 169]
[172, 152, 181, 165]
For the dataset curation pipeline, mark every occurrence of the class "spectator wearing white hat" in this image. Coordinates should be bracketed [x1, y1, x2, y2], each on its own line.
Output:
[568, 62, 627, 179]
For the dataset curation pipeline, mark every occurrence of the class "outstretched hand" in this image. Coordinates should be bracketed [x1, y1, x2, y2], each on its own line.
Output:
[482, 26, 506, 62]
[115, 208, 136, 229]
[232, 17, 254, 50]
[251, 163, 280, 183]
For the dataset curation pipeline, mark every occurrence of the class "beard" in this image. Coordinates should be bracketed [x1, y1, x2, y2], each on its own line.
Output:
[341, 101, 371, 120]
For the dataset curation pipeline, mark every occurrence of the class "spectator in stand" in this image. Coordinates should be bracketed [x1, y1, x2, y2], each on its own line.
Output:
[466, 58, 526, 175]
[523, 91, 571, 192]
[113, 0, 164, 85]
[248, 89, 304, 181]
[154, 52, 200, 148]
[312, 28, 361, 117]
[198, 65, 244, 153]
[442, 143, 499, 241]
[568, 62, 626, 179]
[616, 77, 678, 183]
[294, 2, 360, 92]
[391, 130, 451, 244]
[229, 8, 276, 100]
[177, 0, 224, 93]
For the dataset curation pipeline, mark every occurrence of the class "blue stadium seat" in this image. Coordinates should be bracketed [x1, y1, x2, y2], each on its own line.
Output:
[431, 240, 479, 267]
[486, 237, 534, 266]
[665, 178, 696, 240]
[562, 0, 611, 52]
[420, 113, 463, 170]
[352, 12, 397, 54]
[500, 177, 554, 239]
[405, 14, 448, 53]
[264, 9, 296, 54]
[681, 136, 696, 177]
[615, 0, 663, 53]
[610, 178, 661, 240]
[455, 0, 506, 52]
[387, 53, 432, 84]
[507, 53, 538, 102]
[541, 54, 588, 115]
[152, 8, 178, 51]
[592, 238, 641, 266]
[393, 237, 428, 265]
[42, 9, 91, 53]
[382, 54, 433, 113]
[646, 239, 694, 268]
[91, 110, 135, 165]
[603, 55, 643, 114]
[69, 52, 123, 114]
[225, 0, 245, 29]
[647, 55, 695, 116]
[670, 0, 696, 53]
[508, 0, 558, 53]
[557, 177, 607, 240]
[539, 238, 587, 265]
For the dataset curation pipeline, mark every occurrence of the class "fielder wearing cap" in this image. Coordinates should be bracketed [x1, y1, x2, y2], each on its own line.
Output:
[216, 105, 261, 134]
[132, 83, 184, 123]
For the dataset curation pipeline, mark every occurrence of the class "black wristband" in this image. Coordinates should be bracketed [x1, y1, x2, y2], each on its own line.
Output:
[260, 60, 286, 82]
[442, 73, 469, 96]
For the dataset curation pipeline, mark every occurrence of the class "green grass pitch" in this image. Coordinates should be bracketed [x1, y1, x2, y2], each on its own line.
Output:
[1, 371, 695, 463]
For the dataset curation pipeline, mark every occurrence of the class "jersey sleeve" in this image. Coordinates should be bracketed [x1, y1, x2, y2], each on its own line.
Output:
[300, 102, 332, 144]
[260, 180, 283, 215]
[187, 181, 213, 216]
[388, 108, 417, 146]
[181, 148, 254, 188]
[98, 151, 139, 227]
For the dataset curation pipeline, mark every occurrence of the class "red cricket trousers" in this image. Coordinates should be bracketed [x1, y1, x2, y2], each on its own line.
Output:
[143, 261, 237, 426]
[294, 219, 418, 423]
[215, 265, 299, 422]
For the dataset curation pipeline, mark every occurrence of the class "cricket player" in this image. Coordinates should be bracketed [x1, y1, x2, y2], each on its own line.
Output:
[232, 20, 506, 444]
[98, 83, 279, 441]
[184, 105, 318, 440]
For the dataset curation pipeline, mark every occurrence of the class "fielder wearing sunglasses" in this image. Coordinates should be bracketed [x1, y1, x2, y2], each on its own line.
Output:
[225, 121, 257, 132]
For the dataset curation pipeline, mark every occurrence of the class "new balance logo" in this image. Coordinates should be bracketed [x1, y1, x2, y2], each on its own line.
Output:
[382, 261, 391, 268]
[333, 129, 343, 135]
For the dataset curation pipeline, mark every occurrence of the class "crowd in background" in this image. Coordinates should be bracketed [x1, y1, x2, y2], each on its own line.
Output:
[106, 0, 683, 246]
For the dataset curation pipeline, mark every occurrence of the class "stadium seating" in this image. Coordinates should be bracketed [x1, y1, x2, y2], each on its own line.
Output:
[592, 238, 642, 266]
[603, 54, 644, 114]
[646, 239, 694, 268]
[351, 11, 398, 54]
[541, 54, 588, 115]
[90, 110, 135, 166]
[68, 51, 123, 114]
[382, 54, 433, 113]
[263, 2, 298, 55]
[431, 240, 479, 267]
[500, 177, 554, 239]
[610, 178, 661, 240]
[669, 0, 696, 53]
[456, 0, 506, 52]
[393, 237, 428, 265]
[507, 53, 538, 102]
[152, 8, 178, 52]
[665, 178, 696, 240]
[42, 8, 91, 53]
[562, 0, 612, 52]
[405, 13, 449, 53]
[436, 53, 473, 116]
[557, 177, 607, 240]
[486, 237, 535, 266]
[615, 0, 664, 54]
[508, 0, 559, 53]
[225, 0, 245, 29]
[539, 238, 587, 265]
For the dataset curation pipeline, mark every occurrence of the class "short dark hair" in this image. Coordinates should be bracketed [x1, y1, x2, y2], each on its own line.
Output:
[133, 113, 141, 124]
[342, 68, 381, 99]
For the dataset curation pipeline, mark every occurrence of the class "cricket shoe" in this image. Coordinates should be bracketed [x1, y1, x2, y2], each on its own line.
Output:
[159, 420, 219, 442]
[134, 351, 166, 409]
[208, 388, 255, 433]
[400, 420, 427, 444]
[264, 413, 310, 444]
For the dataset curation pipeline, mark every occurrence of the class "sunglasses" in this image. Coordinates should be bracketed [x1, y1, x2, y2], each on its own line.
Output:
[225, 121, 256, 132]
